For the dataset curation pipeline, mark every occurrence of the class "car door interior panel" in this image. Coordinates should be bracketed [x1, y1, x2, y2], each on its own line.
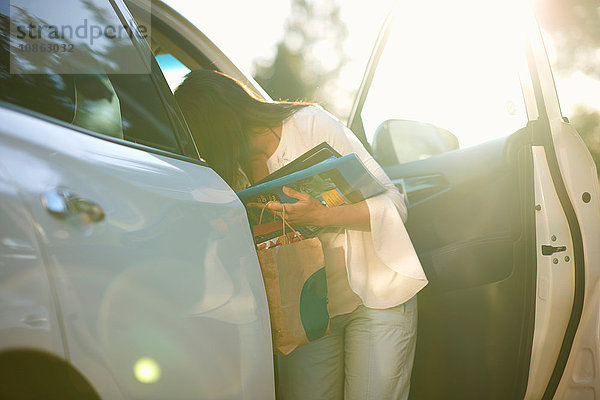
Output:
[382, 128, 537, 399]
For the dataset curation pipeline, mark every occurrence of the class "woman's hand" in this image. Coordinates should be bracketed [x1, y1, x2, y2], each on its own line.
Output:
[248, 186, 372, 230]
[248, 186, 329, 226]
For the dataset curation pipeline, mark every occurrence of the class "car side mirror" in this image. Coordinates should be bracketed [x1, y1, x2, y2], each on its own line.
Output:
[372, 119, 459, 166]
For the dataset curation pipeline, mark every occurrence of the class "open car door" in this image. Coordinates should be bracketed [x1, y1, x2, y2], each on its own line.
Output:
[348, 0, 600, 398]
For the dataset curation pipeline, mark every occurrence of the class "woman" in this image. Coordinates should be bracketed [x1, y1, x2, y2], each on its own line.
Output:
[175, 69, 427, 400]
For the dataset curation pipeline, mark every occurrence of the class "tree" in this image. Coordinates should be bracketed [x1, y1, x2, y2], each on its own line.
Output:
[536, 0, 600, 78]
[570, 105, 600, 175]
[536, 0, 600, 175]
[253, 0, 348, 117]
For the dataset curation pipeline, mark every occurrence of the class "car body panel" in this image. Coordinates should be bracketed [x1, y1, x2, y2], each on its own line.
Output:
[0, 157, 65, 358]
[522, 11, 600, 398]
[540, 120, 600, 398]
[0, 106, 275, 399]
[530, 120, 600, 399]
[526, 146, 576, 398]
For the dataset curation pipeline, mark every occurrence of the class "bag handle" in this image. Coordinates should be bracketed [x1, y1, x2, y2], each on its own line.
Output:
[259, 202, 298, 245]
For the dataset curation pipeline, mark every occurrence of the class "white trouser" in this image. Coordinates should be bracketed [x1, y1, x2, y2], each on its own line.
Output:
[277, 296, 418, 400]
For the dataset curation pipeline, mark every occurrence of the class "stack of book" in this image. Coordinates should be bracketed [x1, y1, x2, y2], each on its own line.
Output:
[237, 142, 386, 249]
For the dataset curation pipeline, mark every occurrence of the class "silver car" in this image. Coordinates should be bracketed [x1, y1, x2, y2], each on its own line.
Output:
[0, 0, 598, 399]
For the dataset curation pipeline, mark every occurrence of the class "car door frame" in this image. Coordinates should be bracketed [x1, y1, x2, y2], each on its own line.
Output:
[521, 11, 599, 399]
[105, 0, 202, 159]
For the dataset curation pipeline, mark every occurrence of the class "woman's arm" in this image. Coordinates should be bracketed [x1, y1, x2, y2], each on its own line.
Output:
[249, 186, 371, 231]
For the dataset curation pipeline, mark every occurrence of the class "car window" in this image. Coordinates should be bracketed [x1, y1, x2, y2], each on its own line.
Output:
[0, 0, 182, 154]
[125, 0, 270, 103]
[125, 2, 204, 93]
[360, 0, 529, 165]
[156, 54, 190, 91]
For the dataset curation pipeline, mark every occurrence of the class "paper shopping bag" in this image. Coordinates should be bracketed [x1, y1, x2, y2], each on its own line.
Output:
[256, 236, 330, 355]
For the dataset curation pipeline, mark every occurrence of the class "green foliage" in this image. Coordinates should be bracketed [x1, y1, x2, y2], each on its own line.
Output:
[536, 0, 600, 174]
[253, 0, 348, 116]
[254, 43, 312, 102]
[536, 0, 600, 78]
[570, 106, 600, 176]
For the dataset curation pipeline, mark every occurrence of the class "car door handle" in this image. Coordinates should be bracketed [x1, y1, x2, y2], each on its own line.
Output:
[22, 314, 49, 328]
[41, 188, 105, 222]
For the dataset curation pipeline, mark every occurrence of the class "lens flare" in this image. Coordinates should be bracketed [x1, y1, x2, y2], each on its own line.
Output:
[133, 357, 161, 384]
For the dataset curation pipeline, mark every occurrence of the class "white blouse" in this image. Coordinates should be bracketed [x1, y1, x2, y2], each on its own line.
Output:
[266, 106, 428, 315]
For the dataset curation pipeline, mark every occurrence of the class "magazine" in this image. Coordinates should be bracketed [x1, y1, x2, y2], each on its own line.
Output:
[238, 150, 387, 248]
[254, 142, 341, 185]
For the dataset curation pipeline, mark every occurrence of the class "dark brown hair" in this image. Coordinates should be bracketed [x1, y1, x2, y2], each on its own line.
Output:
[174, 69, 308, 187]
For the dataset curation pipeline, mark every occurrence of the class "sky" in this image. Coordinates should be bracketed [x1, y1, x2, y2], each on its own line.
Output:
[163, 0, 600, 149]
